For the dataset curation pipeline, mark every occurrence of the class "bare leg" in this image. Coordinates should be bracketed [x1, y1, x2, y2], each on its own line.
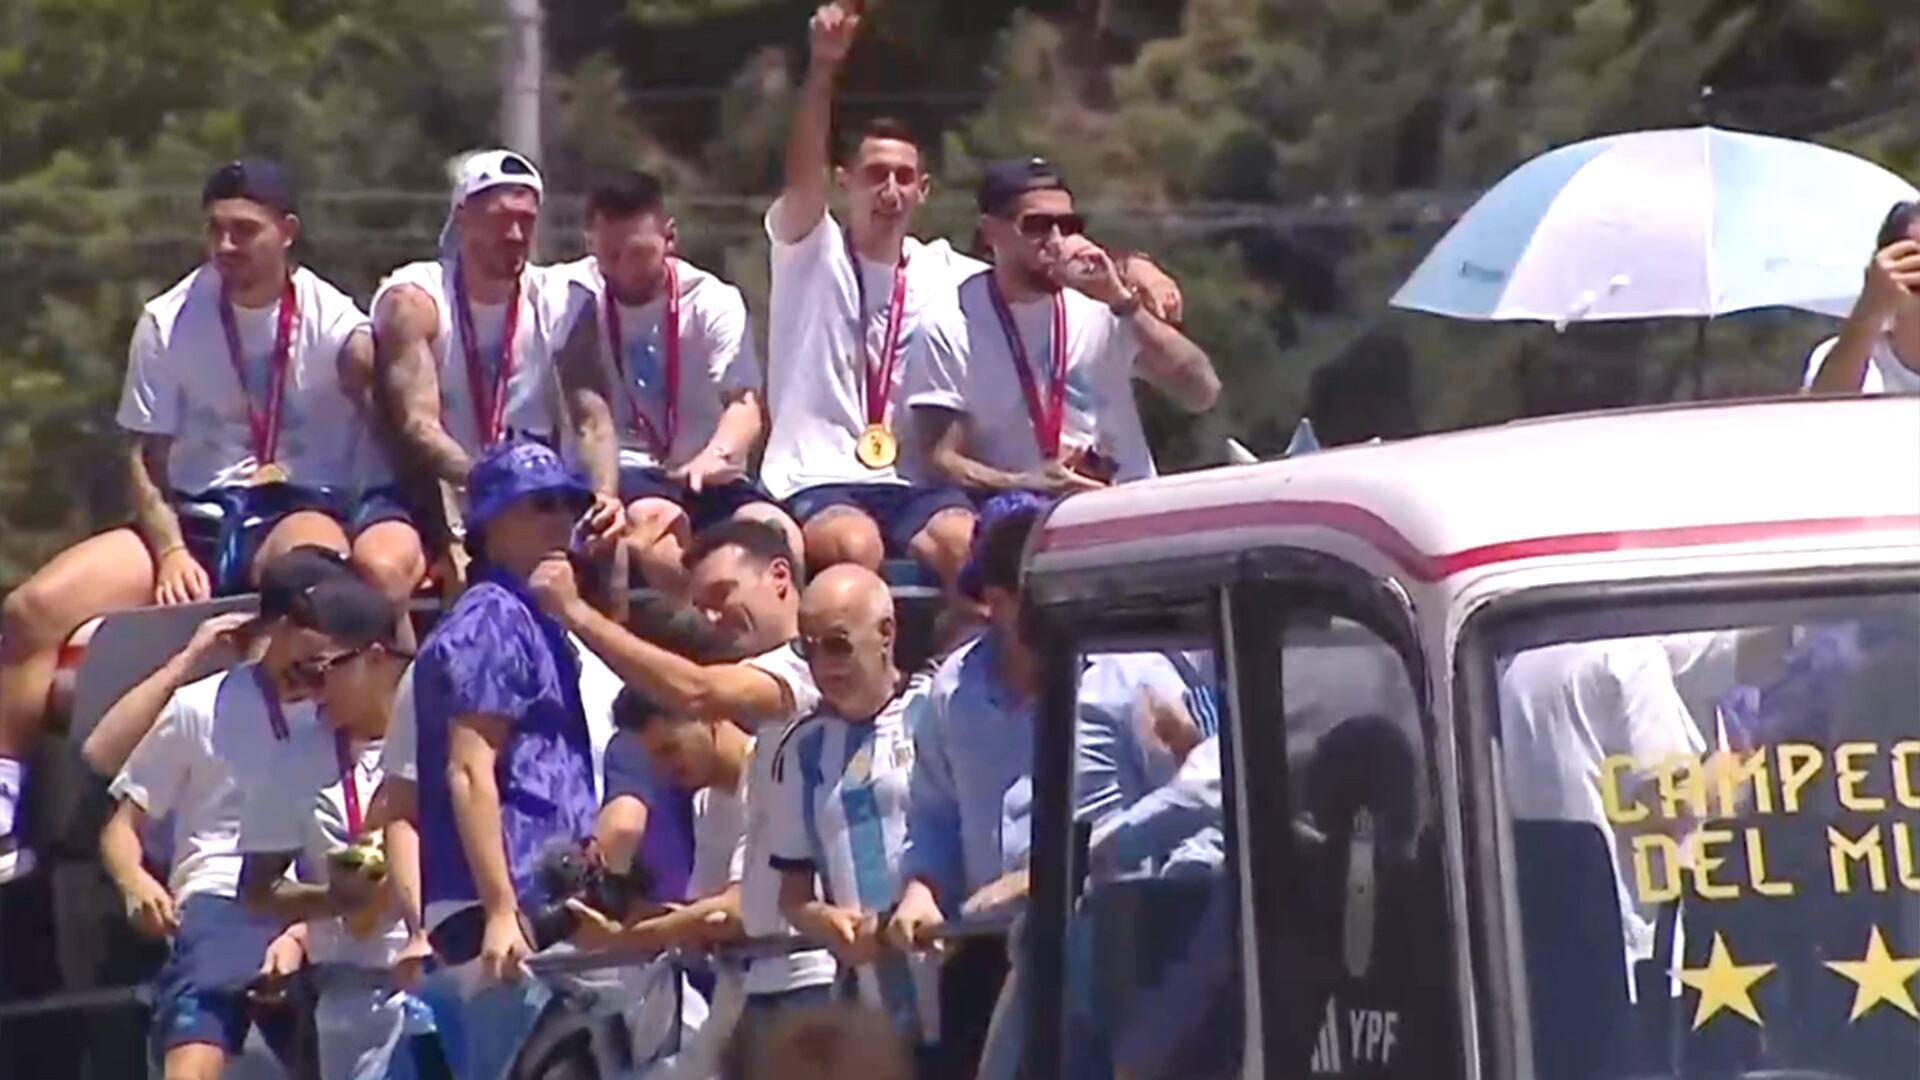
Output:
[247, 510, 349, 582]
[160, 1040, 226, 1080]
[350, 521, 429, 603]
[625, 497, 693, 594]
[908, 506, 979, 607]
[801, 506, 885, 575]
[0, 528, 159, 760]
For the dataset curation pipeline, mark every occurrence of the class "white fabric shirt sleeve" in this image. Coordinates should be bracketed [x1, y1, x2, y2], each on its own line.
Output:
[380, 665, 419, 784]
[108, 697, 195, 817]
[115, 312, 177, 436]
[706, 282, 762, 395]
[765, 198, 837, 264]
[763, 728, 817, 869]
[1607, 641, 1707, 764]
[743, 645, 823, 726]
[902, 300, 968, 413]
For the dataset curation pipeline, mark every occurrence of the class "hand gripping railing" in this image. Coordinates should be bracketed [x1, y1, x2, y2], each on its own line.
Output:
[0, 908, 1019, 1021]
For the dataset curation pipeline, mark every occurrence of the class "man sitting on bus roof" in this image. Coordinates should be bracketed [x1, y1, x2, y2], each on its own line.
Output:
[904, 159, 1220, 499]
[551, 169, 804, 594]
[0, 160, 425, 884]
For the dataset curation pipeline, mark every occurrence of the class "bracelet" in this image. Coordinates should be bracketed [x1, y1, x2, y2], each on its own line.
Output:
[153, 542, 187, 560]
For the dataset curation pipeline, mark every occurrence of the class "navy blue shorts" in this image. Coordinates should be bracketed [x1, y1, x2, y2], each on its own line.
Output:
[147, 895, 297, 1061]
[616, 466, 773, 534]
[783, 483, 972, 558]
[171, 483, 419, 595]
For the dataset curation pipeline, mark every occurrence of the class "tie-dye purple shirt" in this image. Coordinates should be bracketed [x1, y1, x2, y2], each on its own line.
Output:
[414, 571, 599, 909]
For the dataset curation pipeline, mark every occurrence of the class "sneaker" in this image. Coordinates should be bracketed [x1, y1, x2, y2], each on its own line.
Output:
[0, 833, 34, 884]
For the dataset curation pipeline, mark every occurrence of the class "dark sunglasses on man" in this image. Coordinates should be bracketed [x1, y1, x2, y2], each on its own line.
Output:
[795, 631, 857, 662]
[1015, 212, 1086, 240]
[285, 643, 412, 690]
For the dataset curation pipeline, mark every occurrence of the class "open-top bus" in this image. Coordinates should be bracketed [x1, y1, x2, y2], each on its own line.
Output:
[1017, 394, 1920, 1080]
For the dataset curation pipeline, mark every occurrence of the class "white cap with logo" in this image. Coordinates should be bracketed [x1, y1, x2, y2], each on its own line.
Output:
[439, 148, 545, 254]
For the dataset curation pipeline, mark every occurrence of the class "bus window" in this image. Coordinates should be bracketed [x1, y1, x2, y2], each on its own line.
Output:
[1270, 614, 1449, 1080]
[1068, 643, 1240, 1080]
[1494, 593, 1920, 1080]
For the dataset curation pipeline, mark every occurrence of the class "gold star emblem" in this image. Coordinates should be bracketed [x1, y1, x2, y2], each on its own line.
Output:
[1825, 926, 1920, 1022]
[1679, 933, 1775, 1029]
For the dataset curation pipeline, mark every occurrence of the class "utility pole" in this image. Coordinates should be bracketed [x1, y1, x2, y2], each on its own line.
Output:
[501, 0, 547, 256]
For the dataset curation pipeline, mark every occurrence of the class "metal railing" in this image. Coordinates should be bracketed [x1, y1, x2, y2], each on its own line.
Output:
[0, 909, 1018, 1023]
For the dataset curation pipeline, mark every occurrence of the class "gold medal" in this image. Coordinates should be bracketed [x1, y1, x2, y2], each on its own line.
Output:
[250, 461, 289, 486]
[855, 424, 898, 470]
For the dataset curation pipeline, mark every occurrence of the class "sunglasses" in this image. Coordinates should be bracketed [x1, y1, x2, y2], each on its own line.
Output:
[1015, 212, 1085, 240]
[795, 632, 857, 662]
[859, 163, 921, 188]
[286, 643, 413, 689]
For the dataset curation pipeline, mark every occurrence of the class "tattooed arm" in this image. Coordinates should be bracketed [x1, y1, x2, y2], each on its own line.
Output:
[374, 285, 471, 486]
[128, 434, 210, 605]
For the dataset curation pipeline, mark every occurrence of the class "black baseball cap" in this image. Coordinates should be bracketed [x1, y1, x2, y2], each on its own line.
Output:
[257, 546, 356, 620]
[287, 576, 402, 651]
[976, 157, 1070, 215]
[202, 159, 298, 216]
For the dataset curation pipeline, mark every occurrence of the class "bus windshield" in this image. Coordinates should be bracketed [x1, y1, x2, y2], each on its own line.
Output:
[1493, 589, 1920, 1080]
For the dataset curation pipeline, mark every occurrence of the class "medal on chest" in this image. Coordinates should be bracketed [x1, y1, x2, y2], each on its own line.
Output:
[847, 232, 909, 469]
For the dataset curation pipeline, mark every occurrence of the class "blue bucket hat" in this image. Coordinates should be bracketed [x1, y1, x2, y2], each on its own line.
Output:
[466, 440, 592, 533]
[958, 491, 1054, 602]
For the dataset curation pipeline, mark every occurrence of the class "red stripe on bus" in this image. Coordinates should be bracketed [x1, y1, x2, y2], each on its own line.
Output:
[1037, 502, 1920, 583]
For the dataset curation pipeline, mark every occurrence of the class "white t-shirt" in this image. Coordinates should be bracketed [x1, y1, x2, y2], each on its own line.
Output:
[238, 730, 407, 969]
[116, 264, 382, 494]
[759, 202, 990, 497]
[736, 642, 836, 995]
[110, 667, 320, 903]
[379, 663, 419, 784]
[551, 256, 761, 471]
[371, 259, 565, 457]
[908, 271, 1155, 483]
[1498, 638, 1706, 972]
[1803, 334, 1920, 395]
[687, 740, 752, 901]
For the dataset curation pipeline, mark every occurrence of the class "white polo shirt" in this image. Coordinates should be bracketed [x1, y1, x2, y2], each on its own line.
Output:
[110, 667, 319, 903]
[1803, 334, 1920, 395]
[687, 738, 752, 901]
[759, 203, 989, 498]
[238, 728, 407, 969]
[906, 271, 1156, 483]
[550, 256, 761, 471]
[737, 642, 837, 996]
[371, 259, 565, 456]
[117, 264, 382, 494]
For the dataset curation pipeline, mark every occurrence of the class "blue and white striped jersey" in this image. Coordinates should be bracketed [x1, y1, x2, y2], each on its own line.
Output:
[765, 672, 939, 1042]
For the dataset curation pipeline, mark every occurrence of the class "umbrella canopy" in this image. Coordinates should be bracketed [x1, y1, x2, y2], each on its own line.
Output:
[1390, 126, 1919, 323]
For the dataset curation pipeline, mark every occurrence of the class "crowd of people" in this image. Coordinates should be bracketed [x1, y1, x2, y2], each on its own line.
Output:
[0, 4, 1235, 1077]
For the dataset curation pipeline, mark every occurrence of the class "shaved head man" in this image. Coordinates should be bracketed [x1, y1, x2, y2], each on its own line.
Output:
[798, 564, 898, 716]
[768, 562, 944, 1058]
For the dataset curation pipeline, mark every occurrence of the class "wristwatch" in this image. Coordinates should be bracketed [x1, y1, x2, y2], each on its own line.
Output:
[1108, 288, 1144, 318]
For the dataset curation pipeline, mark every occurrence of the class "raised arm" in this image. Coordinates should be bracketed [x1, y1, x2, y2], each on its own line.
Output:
[771, 4, 860, 244]
[1808, 238, 1920, 393]
[375, 284, 472, 486]
[530, 555, 795, 725]
[82, 612, 252, 776]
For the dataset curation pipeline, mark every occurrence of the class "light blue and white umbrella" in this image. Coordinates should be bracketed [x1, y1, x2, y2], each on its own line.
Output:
[1391, 126, 1918, 324]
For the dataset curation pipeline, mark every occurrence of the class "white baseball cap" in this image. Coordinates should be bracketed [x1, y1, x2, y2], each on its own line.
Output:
[439, 148, 545, 253]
